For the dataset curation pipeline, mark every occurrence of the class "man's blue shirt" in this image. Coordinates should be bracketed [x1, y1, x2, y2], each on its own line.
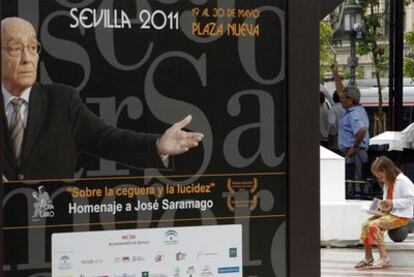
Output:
[338, 105, 370, 152]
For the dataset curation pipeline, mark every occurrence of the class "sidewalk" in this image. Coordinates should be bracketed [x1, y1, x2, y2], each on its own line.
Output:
[322, 248, 414, 276]
[321, 234, 414, 276]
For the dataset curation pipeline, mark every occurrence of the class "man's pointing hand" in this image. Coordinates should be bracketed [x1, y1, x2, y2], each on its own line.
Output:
[157, 115, 204, 156]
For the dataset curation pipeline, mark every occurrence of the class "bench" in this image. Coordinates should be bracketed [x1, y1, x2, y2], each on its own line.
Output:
[388, 219, 414, 242]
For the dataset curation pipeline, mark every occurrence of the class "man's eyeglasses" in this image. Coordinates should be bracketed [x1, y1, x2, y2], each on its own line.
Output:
[1, 42, 41, 57]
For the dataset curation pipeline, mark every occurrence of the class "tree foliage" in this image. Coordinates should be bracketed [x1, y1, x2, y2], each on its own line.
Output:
[357, 0, 388, 109]
[320, 20, 335, 80]
[357, 0, 413, 133]
[404, 27, 414, 78]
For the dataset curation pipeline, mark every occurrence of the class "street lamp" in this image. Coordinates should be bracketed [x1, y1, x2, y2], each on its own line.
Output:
[332, 0, 363, 87]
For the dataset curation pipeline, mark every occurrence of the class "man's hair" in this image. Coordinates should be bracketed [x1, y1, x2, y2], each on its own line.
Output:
[333, 90, 340, 103]
[371, 156, 401, 184]
[320, 91, 325, 104]
[343, 86, 361, 104]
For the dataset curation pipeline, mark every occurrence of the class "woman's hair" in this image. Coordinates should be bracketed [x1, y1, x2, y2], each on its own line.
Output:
[371, 156, 401, 183]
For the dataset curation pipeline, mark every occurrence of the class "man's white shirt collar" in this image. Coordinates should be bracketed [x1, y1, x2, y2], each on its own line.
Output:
[2, 84, 31, 108]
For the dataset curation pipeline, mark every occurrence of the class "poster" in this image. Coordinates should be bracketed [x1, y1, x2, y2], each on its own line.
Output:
[1, 0, 287, 276]
[52, 225, 243, 276]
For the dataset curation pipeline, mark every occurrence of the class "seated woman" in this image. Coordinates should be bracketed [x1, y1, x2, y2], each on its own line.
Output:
[355, 156, 414, 269]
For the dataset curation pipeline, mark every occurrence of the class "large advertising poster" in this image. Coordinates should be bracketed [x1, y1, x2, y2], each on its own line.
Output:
[52, 225, 243, 276]
[1, 0, 287, 276]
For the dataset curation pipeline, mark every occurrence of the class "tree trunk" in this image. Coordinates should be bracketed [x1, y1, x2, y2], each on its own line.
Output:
[375, 70, 386, 135]
[370, 3, 386, 135]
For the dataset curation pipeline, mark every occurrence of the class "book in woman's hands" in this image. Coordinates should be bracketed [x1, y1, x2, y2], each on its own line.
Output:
[362, 198, 387, 216]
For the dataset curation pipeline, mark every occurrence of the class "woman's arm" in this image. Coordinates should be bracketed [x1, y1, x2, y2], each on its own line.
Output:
[392, 179, 414, 209]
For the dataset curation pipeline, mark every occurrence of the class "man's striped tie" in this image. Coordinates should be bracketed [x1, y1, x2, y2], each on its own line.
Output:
[10, 98, 25, 165]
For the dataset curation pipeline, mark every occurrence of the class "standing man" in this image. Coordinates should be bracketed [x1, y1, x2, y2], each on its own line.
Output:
[329, 64, 346, 152]
[1, 17, 204, 181]
[339, 86, 370, 179]
[320, 91, 330, 148]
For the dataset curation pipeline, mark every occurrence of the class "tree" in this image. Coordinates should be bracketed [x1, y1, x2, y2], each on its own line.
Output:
[404, 26, 414, 78]
[357, 0, 389, 134]
[320, 20, 335, 81]
[343, 67, 365, 79]
[358, 0, 413, 134]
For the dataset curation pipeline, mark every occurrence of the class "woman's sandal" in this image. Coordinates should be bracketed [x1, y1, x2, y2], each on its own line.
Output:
[354, 258, 374, 269]
[370, 257, 391, 269]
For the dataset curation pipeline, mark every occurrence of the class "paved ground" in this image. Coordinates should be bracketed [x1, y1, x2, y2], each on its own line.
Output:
[321, 248, 414, 277]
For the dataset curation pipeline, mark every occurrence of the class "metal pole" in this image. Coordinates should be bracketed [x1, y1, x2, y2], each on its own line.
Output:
[389, 0, 395, 130]
[395, 0, 404, 130]
[348, 34, 358, 87]
[389, 0, 405, 131]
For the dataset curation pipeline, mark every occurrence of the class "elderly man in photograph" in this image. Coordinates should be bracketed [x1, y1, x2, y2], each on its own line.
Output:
[1, 17, 204, 181]
[339, 86, 370, 180]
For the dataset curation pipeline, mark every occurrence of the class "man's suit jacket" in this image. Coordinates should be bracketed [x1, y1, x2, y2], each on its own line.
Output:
[1, 83, 165, 181]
